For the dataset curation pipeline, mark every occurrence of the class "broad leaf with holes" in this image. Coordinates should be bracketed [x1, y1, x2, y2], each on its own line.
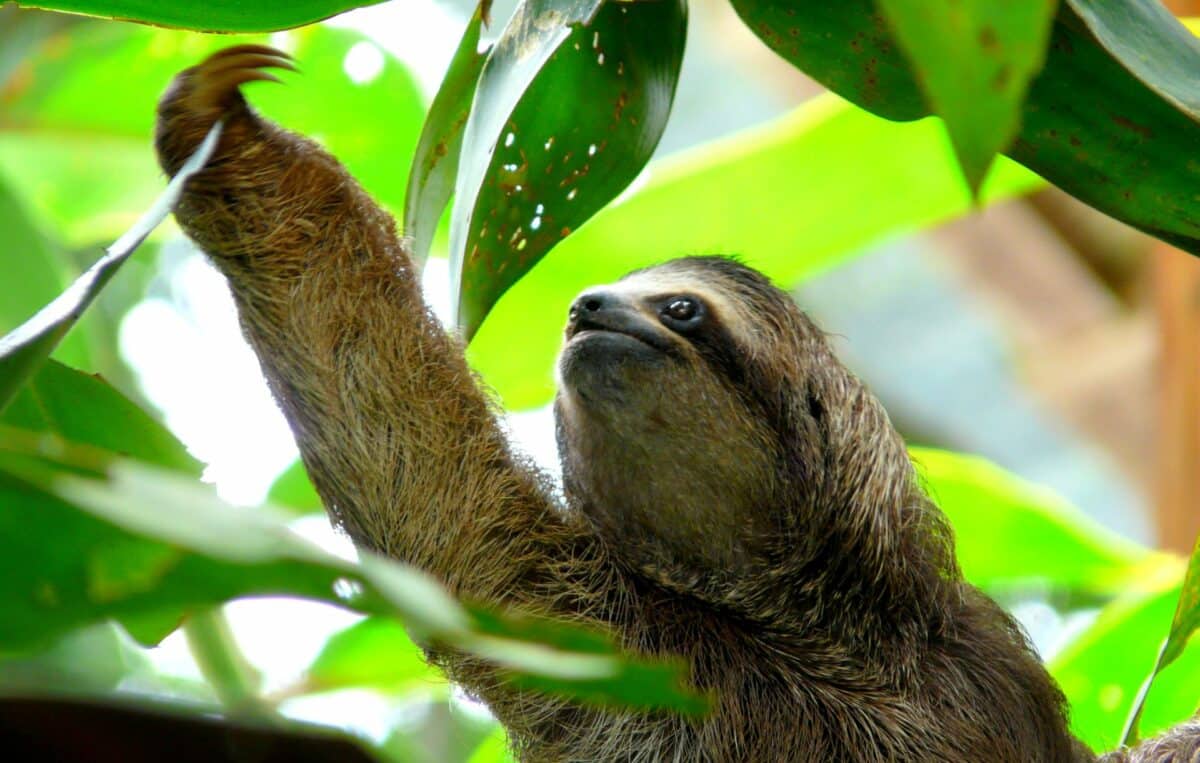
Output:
[449, 0, 686, 337]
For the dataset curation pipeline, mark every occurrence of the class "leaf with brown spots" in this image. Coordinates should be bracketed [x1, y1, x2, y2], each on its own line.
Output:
[729, 0, 1200, 257]
[875, 0, 1058, 195]
[404, 0, 492, 267]
[448, 0, 686, 338]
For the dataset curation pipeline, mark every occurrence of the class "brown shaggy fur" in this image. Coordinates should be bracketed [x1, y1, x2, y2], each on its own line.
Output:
[156, 47, 1196, 763]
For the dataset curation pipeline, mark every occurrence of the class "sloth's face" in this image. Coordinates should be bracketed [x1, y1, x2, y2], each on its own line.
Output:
[553, 259, 786, 573]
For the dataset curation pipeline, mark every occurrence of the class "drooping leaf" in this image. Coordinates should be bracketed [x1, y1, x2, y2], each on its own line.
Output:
[911, 448, 1157, 598]
[468, 95, 1044, 410]
[0, 121, 222, 413]
[875, 0, 1058, 193]
[12, 0, 385, 32]
[729, 0, 1200, 257]
[449, 0, 687, 337]
[404, 0, 492, 266]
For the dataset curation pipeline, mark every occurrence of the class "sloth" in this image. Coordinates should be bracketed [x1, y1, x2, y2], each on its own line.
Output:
[155, 47, 1197, 762]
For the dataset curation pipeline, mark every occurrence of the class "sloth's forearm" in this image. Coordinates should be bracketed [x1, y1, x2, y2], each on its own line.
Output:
[155, 81, 594, 612]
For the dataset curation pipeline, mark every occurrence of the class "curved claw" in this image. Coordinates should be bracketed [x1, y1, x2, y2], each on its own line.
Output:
[156, 45, 298, 176]
[184, 45, 296, 112]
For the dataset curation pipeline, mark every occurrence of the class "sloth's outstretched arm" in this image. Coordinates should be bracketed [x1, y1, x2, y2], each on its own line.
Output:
[155, 47, 611, 619]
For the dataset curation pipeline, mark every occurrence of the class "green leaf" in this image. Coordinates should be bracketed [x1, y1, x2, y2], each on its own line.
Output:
[468, 95, 1043, 410]
[266, 459, 324, 516]
[0, 122, 222, 413]
[450, 0, 687, 338]
[13, 0, 386, 32]
[729, 0, 1200, 257]
[1, 360, 199, 476]
[1160, 536, 1200, 672]
[1119, 534, 1200, 744]
[404, 1, 491, 267]
[0, 431, 704, 712]
[911, 447, 1156, 598]
[875, 0, 1057, 193]
[1050, 572, 1200, 752]
[0, 177, 92, 370]
[303, 617, 438, 695]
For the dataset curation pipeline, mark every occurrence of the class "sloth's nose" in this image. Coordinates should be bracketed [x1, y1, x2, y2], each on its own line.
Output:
[568, 290, 618, 322]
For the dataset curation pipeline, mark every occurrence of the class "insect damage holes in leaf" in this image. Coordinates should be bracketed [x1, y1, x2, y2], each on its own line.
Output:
[451, 0, 685, 337]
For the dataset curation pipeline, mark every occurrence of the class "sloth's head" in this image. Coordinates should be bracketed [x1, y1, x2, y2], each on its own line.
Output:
[554, 256, 915, 599]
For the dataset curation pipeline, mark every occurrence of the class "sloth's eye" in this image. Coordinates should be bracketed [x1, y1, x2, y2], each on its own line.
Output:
[660, 296, 703, 329]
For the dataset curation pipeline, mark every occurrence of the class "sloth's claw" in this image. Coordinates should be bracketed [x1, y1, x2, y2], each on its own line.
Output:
[182, 45, 295, 112]
[156, 45, 296, 176]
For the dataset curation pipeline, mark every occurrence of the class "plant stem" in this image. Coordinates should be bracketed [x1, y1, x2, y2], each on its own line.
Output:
[184, 606, 271, 719]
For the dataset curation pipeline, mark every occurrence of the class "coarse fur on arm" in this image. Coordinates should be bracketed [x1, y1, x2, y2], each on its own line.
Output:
[154, 50, 637, 750]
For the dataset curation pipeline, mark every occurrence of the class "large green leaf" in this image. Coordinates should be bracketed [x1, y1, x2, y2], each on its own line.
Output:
[875, 0, 1058, 193]
[468, 95, 1043, 409]
[449, 0, 687, 337]
[13, 0, 384, 32]
[911, 448, 1156, 598]
[729, 0, 1200, 256]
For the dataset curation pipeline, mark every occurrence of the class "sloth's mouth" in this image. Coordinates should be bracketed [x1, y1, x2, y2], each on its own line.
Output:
[568, 315, 674, 354]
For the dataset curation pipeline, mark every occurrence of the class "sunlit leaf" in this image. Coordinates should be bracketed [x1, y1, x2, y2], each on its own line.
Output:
[468, 95, 1044, 410]
[875, 0, 1057, 193]
[1119, 534, 1200, 744]
[467, 726, 514, 763]
[450, 0, 686, 337]
[1050, 575, 1200, 752]
[1, 360, 198, 476]
[911, 448, 1157, 597]
[12, 0, 385, 32]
